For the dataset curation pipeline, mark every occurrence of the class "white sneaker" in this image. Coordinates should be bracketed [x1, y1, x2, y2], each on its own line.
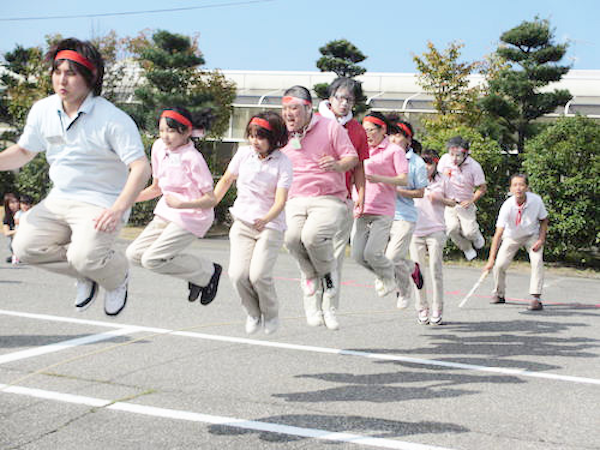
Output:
[473, 235, 485, 250]
[464, 248, 477, 261]
[396, 292, 409, 309]
[374, 278, 384, 295]
[74, 278, 98, 311]
[245, 316, 261, 334]
[418, 309, 430, 325]
[300, 274, 319, 296]
[306, 309, 324, 327]
[263, 317, 279, 335]
[323, 309, 340, 331]
[430, 311, 443, 325]
[104, 272, 128, 316]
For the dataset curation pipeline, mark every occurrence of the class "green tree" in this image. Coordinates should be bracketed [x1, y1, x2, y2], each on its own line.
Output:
[480, 18, 572, 153]
[313, 39, 368, 114]
[413, 41, 482, 131]
[522, 115, 600, 264]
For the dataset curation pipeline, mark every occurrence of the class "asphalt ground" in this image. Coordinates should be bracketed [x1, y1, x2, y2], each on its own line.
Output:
[1, 234, 599, 450]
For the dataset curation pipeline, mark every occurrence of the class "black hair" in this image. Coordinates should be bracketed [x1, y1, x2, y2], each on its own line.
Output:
[509, 173, 529, 186]
[158, 107, 215, 135]
[411, 139, 422, 155]
[446, 135, 469, 151]
[47, 38, 105, 96]
[385, 114, 415, 141]
[327, 77, 362, 100]
[363, 111, 389, 130]
[19, 194, 33, 205]
[422, 149, 441, 179]
[245, 111, 289, 154]
[3, 192, 19, 228]
[283, 85, 313, 104]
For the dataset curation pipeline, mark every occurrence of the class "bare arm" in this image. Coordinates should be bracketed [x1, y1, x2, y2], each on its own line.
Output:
[461, 183, 487, 208]
[94, 157, 151, 233]
[532, 218, 548, 252]
[135, 177, 162, 202]
[353, 161, 366, 217]
[483, 226, 505, 271]
[318, 155, 358, 173]
[3, 224, 17, 237]
[0, 145, 37, 171]
[366, 173, 408, 186]
[254, 187, 289, 231]
[213, 170, 237, 205]
[397, 187, 425, 199]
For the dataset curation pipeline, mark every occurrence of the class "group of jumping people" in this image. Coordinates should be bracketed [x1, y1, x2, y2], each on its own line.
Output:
[0, 38, 549, 334]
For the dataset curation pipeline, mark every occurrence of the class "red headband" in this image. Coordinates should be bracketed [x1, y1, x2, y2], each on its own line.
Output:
[250, 117, 272, 131]
[161, 110, 192, 129]
[363, 116, 387, 129]
[282, 96, 312, 106]
[55, 50, 96, 73]
[397, 123, 413, 138]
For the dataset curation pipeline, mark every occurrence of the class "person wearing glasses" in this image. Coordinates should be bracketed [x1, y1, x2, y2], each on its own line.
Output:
[316, 77, 368, 330]
[280, 85, 358, 329]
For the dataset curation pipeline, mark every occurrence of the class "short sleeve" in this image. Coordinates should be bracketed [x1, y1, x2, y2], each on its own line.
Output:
[226, 147, 245, 177]
[471, 159, 486, 186]
[106, 109, 145, 165]
[496, 200, 511, 229]
[393, 148, 408, 175]
[17, 102, 46, 153]
[414, 158, 429, 189]
[537, 197, 548, 220]
[187, 152, 214, 194]
[277, 155, 293, 189]
[331, 121, 358, 160]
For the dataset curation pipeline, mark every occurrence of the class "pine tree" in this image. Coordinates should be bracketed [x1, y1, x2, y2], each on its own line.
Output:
[313, 39, 368, 114]
[480, 18, 572, 152]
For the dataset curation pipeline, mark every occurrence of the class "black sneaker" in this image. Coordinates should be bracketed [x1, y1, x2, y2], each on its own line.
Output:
[490, 295, 506, 304]
[200, 264, 222, 305]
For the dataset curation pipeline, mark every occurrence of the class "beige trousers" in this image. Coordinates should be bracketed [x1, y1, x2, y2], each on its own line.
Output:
[351, 214, 395, 281]
[445, 204, 483, 252]
[284, 196, 347, 279]
[12, 197, 127, 290]
[410, 231, 447, 313]
[326, 199, 354, 311]
[126, 216, 214, 287]
[228, 220, 284, 321]
[386, 219, 416, 298]
[493, 234, 544, 297]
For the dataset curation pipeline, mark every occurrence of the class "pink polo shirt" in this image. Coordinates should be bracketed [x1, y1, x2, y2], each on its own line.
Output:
[414, 175, 450, 237]
[227, 146, 293, 232]
[281, 115, 358, 201]
[151, 139, 215, 237]
[437, 154, 485, 202]
[363, 137, 408, 217]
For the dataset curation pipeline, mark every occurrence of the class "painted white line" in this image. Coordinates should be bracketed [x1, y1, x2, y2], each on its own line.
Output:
[0, 383, 455, 450]
[0, 327, 140, 365]
[2, 309, 599, 386]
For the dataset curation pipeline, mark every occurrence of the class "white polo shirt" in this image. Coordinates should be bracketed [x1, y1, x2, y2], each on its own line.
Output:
[497, 192, 548, 239]
[18, 93, 145, 210]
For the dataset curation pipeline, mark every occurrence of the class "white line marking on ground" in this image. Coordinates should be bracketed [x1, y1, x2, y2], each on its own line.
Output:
[2, 309, 599, 386]
[0, 383, 455, 450]
[0, 327, 139, 365]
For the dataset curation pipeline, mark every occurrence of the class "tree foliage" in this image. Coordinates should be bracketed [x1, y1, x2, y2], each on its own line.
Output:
[480, 18, 572, 152]
[313, 39, 368, 114]
[413, 40, 481, 127]
[522, 115, 600, 263]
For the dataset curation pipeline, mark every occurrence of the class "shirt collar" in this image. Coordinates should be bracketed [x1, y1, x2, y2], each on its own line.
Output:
[54, 92, 96, 116]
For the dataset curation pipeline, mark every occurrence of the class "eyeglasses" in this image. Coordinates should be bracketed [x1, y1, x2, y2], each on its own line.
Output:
[333, 94, 355, 104]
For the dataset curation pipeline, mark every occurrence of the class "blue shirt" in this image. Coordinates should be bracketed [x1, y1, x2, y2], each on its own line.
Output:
[394, 149, 429, 223]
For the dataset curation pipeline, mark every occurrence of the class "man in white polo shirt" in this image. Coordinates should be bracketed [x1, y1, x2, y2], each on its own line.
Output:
[0, 38, 150, 315]
[484, 174, 549, 311]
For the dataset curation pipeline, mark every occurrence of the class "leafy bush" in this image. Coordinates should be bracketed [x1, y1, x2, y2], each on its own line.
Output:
[523, 115, 600, 263]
